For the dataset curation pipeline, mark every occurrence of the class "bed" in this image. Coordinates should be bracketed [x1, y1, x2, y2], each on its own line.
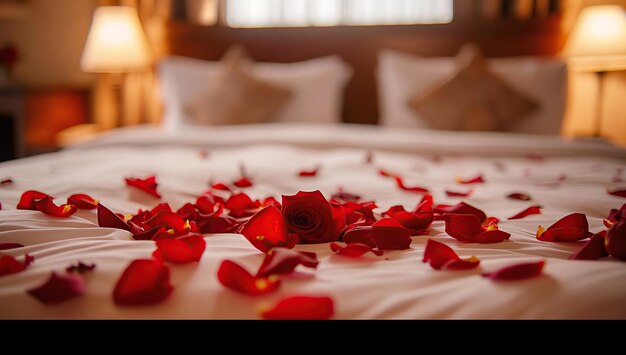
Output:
[1, 123, 625, 319]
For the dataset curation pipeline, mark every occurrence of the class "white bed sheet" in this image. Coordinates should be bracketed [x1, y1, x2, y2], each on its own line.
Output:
[1, 123, 625, 319]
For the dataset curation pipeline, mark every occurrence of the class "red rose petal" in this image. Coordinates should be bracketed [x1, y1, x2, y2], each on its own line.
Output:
[456, 175, 485, 184]
[444, 214, 510, 243]
[217, 260, 280, 296]
[394, 176, 429, 194]
[298, 167, 320, 177]
[198, 216, 240, 234]
[508, 205, 542, 220]
[233, 177, 253, 188]
[343, 220, 412, 250]
[240, 206, 298, 253]
[260, 295, 334, 320]
[256, 248, 318, 278]
[608, 188, 626, 198]
[422, 239, 480, 270]
[1, 178, 13, 185]
[446, 189, 474, 198]
[330, 242, 383, 257]
[378, 169, 397, 178]
[536, 213, 592, 242]
[226, 192, 261, 218]
[482, 260, 545, 281]
[570, 231, 609, 260]
[16, 190, 50, 210]
[435, 202, 487, 223]
[125, 175, 161, 198]
[383, 200, 433, 236]
[97, 203, 131, 231]
[153, 234, 206, 264]
[113, 259, 173, 306]
[262, 196, 281, 209]
[67, 194, 99, 210]
[0, 253, 33, 277]
[0, 243, 24, 250]
[66, 261, 97, 274]
[28, 272, 85, 304]
[507, 193, 532, 201]
[211, 182, 232, 192]
[34, 197, 77, 218]
[607, 209, 626, 261]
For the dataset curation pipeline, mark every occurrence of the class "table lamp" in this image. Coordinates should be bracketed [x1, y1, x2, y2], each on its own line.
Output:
[81, 6, 151, 127]
[566, 5, 626, 137]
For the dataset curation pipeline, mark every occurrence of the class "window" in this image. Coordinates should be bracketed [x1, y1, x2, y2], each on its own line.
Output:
[225, 0, 453, 28]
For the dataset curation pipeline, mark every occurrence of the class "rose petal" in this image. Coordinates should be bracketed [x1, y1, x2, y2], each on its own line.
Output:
[260, 295, 334, 320]
[97, 203, 131, 231]
[16, 190, 50, 210]
[0, 253, 33, 277]
[508, 205, 542, 220]
[456, 175, 485, 184]
[113, 259, 173, 306]
[331, 191, 361, 203]
[394, 176, 429, 193]
[226, 192, 261, 218]
[153, 234, 206, 264]
[0, 243, 24, 250]
[507, 193, 532, 201]
[444, 214, 510, 243]
[343, 220, 412, 250]
[536, 213, 592, 242]
[482, 260, 545, 281]
[233, 177, 253, 188]
[435, 202, 487, 223]
[125, 175, 161, 198]
[67, 194, 99, 210]
[365, 151, 374, 164]
[378, 169, 397, 178]
[198, 216, 241, 234]
[28, 272, 85, 304]
[423, 239, 480, 270]
[256, 248, 318, 278]
[35, 197, 77, 218]
[298, 167, 319, 177]
[66, 262, 97, 274]
[1, 178, 13, 185]
[211, 182, 232, 192]
[608, 188, 626, 198]
[570, 231, 609, 260]
[383, 199, 433, 236]
[607, 210, 626, 261]
[217, 260, 280, 296]
[240, 206, 298, 253]
[446, 189, 474, 198]
[330, 242, 383, 257]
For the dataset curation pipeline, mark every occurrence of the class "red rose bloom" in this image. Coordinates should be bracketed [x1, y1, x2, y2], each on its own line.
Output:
[281, 190, 345, 244]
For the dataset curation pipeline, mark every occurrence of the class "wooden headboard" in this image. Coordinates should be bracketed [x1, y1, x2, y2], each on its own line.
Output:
[162, 1, 568, 125]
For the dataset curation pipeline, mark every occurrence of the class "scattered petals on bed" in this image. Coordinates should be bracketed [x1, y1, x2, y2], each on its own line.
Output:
[0, 243, 24, 251]
[0, 254, 34, 277]
[435, 201, 487, 223]
[608, 188, 626, 198]
[28, 272, 85, 305]
[343, 219, 412, 250]
[67, 194, 99, 210]
[394, 176, 430, 194]
[507, 192, 532, 201]
[240, 206, 297, 253]
[35, 197, 77, 218]
[66, 262, 97, 274]
[570, 232, 609, 261]
[125, 175, 161, 199]
[298, 166, 320, 177]
[260, 295, 334, 320]
[423, 239, 480, 270]
[113, 259, 173, 306]
[536, 213, 592, 242]
[1, 178, 13, 185]
[16, 190, 51, 210]
[382, 196, 433, 235]
[330, 242, 383, 257]
[446, 189, 474, 198]
[153, 234, 207, 264]
[482, 260, 545, 281]
[456, 175, 485, 185]
[256, 248, 318, 278]
[508, 205, 542, 220]
[97, 203, 131, 232]
[444, 214, 511, 244]
[217, 260, 280, 296]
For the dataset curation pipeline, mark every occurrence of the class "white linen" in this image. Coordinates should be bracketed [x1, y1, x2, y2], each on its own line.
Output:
[1, 123, 625, 319]
[377, 50, 567, 135]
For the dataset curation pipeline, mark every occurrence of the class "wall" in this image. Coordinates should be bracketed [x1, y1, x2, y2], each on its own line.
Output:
[0, 0, 97, 87]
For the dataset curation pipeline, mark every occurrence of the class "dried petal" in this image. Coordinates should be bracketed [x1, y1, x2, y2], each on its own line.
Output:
[35, 197, 77, 218]
[508, 205, 542, 220]
[233, 177, 253, 188]
[343, 219, 412, 250]
[608, 188, 626, 198]
[260, 295, 334, 320]
[125, 175, 161, 199]
[507, 193, 532, 201]
[256, 248, 318, 278]
[435, 202, 487, 223]
[446, 189, 474, 198]
[28, 272, 85, 304]
[16, 190, 50, 210]
[298, 167, 319, 177]
[97, 203, 130, 231]
[240, 206, 298, 253]
[0, 253, 33, 277]
[482, 260, 545, 281]
[607, 210, 626, 261]
[0, 243, 24, 250]
[570, 231, 609, 260]
[444, 214, 510, 243]
[536, 213, 592, 242]
[67, 194, 99, 210]
[153, 234, 206, 264]
[456, 175, 485, 184]
[217, 260, 280, 296]
[66, 262, 97, 274]
[1, 178, 13, 185]
[113, 259, 173, 306]
[211, 182, 232, 192]
[394, 176, 429, 193]
[423, 239, 480, 270]
[330, 242, 383, 257]
[226, 192, 261, 218]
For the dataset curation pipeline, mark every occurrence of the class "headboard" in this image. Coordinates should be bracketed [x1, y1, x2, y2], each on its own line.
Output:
[162, 1, 568, 125]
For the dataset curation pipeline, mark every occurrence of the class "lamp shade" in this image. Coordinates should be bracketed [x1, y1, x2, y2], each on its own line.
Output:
[81, 6, 151, 73]
[566, 5, 626, 71]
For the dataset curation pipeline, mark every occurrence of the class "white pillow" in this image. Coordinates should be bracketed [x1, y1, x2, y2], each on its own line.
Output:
[158, 55, 352, 130]
[377, 50, 567, 135]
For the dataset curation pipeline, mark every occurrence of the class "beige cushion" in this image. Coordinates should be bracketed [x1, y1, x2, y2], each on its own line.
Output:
[186, 45, 292, 125]
[408, 44, 539, 131]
